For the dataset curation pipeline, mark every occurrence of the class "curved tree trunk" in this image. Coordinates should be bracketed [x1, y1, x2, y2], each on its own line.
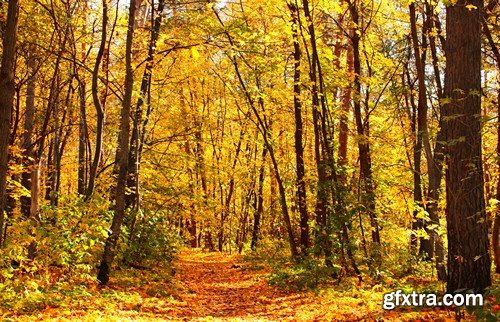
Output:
[98, 0, 136, 285]
[86, 0, 108, 199]
[409, 2, 435, 258]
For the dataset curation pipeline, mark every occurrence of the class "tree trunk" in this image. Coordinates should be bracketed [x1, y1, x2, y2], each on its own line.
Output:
[0, 0, 18, 247]
[21, 54, 36, 217]
[77, 77, 89, 196]
[127, 0, 166, 208]
[251, 144, 267, 250]
[349, 0, 380, 246]
[21, 53, 39, 259]
[409, 2, 436, 258]
[98, 0, 136, 285]
[44, 68, 64, 207]
[52, 83, 73, 206]
[338, 45, 352, 174]
[190, 214, 198, 248]
[444, 0, 491, 292]
[289, 2, 309, 254]
[218, 127, 244, 251]
[300, 0, 333, 264]
[193, 118, 207, 249]
[425, 120, 447, 280]
[422, 2, 447, 281]
[86, 0, 108, 199]
[406, 64, 424, 251]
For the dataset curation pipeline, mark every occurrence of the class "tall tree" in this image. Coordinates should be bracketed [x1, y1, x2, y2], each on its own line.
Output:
[409, 0, 433, 258]
[126, 0, 167, 209]
[21, 53, 37, 217]
[300, 0, 333, 264]
[409, 0, 447, 280]
[288, 1, 309, 254]
[444, 0, 491, 292]
[98, 0, 137, 285]
[348, 0, 380, 246]
[251, 144, 267, 250]
[0, 0, 19, 247]
[22, 53, 40, 259]
[86, 0, 108, 199]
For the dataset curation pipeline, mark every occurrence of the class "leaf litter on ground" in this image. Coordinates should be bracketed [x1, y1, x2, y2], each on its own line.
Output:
[2, 248, 497, 321]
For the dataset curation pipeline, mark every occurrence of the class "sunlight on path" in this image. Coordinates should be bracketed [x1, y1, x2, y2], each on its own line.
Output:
[5, 249, 461, 321]
[170, 249, 312, 321]
[154, 249, 458, 321]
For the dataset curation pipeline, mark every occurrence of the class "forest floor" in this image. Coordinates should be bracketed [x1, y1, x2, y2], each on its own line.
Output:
[3, 249, 491, 321]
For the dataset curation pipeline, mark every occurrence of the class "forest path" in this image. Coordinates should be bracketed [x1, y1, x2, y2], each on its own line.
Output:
[7, 248, 456, 321]
[171, 249, 312, 320]
[167, 250, 452, 321]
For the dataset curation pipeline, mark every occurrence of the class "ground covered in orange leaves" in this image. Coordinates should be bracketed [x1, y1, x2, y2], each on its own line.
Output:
[168, 250, 459, 321]
[3, 249, 494, 321]
[170, 250, 322, 320]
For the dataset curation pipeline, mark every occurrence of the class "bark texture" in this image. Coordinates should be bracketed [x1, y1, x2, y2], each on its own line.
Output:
[0, 0, 19, 247]
[289, 2, 309, 254]
[444, 0, 491, 293]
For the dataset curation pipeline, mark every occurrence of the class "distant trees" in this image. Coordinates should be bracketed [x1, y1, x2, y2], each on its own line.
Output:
[0, 0, 497, 293]
[483, 0, 500, 275]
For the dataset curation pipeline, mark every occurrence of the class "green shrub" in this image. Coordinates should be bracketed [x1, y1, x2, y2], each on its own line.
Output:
[122, 211, 182, 266]
[268, 256, 340, 292]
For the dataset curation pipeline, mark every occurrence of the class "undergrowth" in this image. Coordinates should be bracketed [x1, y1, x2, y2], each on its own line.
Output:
[0, 195, 181, 316]
[243, 237, 500, 321]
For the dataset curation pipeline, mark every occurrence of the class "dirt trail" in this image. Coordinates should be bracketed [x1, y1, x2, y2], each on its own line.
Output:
[6, 249, 456, 321]
[172, 249, 311, 321]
